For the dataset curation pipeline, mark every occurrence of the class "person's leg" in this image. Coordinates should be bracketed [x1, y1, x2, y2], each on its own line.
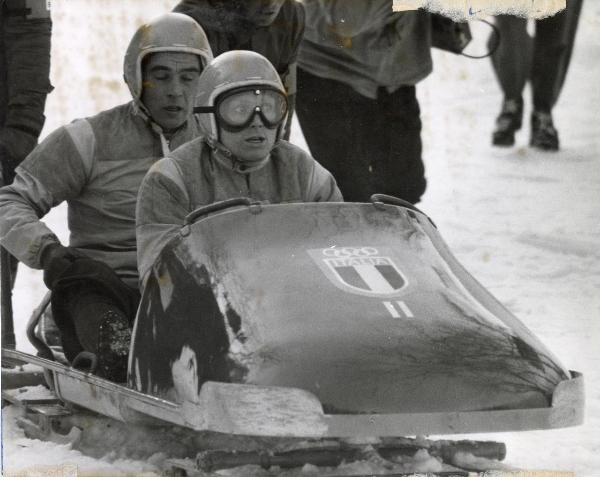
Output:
[8, 251, 17, 288]
[530, 0, 583, 150]
[296, 67, 380, 202]
[489, 16, 532, 146]
[68, 287, 132, 381]
[490, 16, 531, 100]
[377, 85, 426, 204]
[52, 276, 139, 382]
[296, 67, 348, 187]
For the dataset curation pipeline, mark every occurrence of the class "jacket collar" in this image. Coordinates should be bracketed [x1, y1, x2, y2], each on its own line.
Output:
[205, 136, 271, 174]
[130, 101, 189, 156]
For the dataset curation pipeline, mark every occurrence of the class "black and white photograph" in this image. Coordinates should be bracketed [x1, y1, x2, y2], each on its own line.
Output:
[1, 0, 598, 475]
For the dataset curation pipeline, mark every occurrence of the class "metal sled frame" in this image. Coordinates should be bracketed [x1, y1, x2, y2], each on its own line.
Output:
[2, 348, 584, 438]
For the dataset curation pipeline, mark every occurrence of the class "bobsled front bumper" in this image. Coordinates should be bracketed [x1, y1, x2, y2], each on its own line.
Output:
[180, 372, 584, 438]
[3, 349, 583, 439]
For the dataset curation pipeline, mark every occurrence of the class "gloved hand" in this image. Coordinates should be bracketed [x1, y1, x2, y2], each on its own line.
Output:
[40, 243, 87, 290]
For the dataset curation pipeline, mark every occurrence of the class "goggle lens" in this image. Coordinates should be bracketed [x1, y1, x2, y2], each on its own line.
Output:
[217, 88, 287, 130]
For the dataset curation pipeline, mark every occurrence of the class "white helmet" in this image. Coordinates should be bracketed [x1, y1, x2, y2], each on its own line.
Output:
[123, 13, 213, 104]
[195, 50, 288, 142]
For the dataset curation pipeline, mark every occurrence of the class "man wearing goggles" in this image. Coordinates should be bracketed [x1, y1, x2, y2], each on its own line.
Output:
[195, 85, 288, 165]
[213, 87, 288, 132]
[136, 51, 342, 284]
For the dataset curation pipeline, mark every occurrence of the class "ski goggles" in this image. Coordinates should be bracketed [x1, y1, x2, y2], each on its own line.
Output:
[196, 86, 288, 132]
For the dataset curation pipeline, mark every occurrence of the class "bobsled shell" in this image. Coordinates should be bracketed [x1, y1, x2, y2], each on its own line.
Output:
[130, 202, 571, 415]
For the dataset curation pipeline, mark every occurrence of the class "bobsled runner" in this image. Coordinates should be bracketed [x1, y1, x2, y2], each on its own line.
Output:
[2, 195, 584, 475]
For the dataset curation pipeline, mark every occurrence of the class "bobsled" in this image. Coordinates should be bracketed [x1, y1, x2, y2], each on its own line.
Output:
[126, 195, 583, 438]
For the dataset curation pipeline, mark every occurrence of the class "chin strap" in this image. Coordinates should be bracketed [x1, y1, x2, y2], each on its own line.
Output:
[205, 136, 271, 174]
[131, 100, 181, 157]
[149, 122, 171, 157]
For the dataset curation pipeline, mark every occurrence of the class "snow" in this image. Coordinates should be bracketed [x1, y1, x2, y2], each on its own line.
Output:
[2, 1, 599, 476]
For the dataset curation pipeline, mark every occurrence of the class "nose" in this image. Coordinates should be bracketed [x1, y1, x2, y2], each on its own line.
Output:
[168, 78, 184, 97]
[250, 109, 265, 127]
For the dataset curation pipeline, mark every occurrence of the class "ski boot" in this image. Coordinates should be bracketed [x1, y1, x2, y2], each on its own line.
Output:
[492, 97, 523, 147]
[96, 309, 131, 383]
[530, 111, 559, 151]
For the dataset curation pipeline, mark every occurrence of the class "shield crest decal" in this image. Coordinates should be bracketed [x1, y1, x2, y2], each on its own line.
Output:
[308, 247, 408, 297]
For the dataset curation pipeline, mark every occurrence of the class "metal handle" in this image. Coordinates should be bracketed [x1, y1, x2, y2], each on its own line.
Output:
[26, 291, 54, 361]
[370, 194, 436, 228]
[183, 197, 262, 226]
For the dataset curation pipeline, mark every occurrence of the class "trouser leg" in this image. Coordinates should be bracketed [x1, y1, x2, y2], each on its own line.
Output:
[378, 86, 426, 204]
[9, 251, 17, 289]
[490, 15, 532, 101]
[531, 0, 583, 112]
[297, 68, 426, 203]
[296, 67, 373, 201]
[52, 275, 139, 382]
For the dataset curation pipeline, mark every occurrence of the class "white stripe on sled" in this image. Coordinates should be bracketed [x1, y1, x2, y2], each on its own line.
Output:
[397, 301, 414, 318]
[383, 301, 400, 318]
[355, 264, 394, 294]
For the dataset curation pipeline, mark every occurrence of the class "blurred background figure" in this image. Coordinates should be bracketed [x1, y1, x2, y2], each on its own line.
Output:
[0, 0, 52, 187]
[173, 0, 304, 139]
[490, 0, 583, 151]
[0, 0, 53, 295]
[296, 0, 431, 204]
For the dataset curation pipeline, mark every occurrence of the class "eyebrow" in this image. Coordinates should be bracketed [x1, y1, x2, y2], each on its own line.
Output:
[148, 65, 201, 73]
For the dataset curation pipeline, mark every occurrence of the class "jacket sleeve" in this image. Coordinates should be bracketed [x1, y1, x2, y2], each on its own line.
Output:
[280, 1, 305, 141]
[136, 158, 191, 285]
[0, 3, 53, 180]
[0, 124, 90, 269]
[306, 160, 343, 202]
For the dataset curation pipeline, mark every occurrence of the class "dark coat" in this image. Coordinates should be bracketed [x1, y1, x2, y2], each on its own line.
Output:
[172, 0, 305, 137]
[0, 0, 53, 185]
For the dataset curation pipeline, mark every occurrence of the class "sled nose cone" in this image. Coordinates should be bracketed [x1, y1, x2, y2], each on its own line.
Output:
[244, 322, 562, 414]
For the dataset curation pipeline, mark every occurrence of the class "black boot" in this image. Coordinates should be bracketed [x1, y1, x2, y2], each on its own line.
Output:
[96, 310, 131, 383]
[492, 97, 523, 147]
[530, 111, 559, 151]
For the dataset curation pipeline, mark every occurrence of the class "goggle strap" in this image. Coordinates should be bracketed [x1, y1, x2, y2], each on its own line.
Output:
[193, 106, 214, 114]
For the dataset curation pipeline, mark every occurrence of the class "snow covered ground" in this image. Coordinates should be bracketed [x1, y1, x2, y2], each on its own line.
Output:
[2, 1, 599, 475]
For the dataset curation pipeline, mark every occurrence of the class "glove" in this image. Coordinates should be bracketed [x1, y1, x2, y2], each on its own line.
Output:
[40, 243, 87, 290]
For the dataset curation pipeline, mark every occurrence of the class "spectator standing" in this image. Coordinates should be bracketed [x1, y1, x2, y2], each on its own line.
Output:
[0, 0, 53, 295]
[172, 0, 304, 139]
[490, 1, 584, 150]
[296, 0, 432, 204]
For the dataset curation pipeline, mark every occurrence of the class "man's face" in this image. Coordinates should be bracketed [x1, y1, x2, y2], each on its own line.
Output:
[243, 0, 286, 27]
[140, 52, 202, 131]
[220, 114, 278, 165]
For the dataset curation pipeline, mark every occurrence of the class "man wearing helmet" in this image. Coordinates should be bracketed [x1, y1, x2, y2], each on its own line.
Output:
[172, 0, 303, 139]
[0, 13, 213, 381]
[136, 51, 342, 285]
